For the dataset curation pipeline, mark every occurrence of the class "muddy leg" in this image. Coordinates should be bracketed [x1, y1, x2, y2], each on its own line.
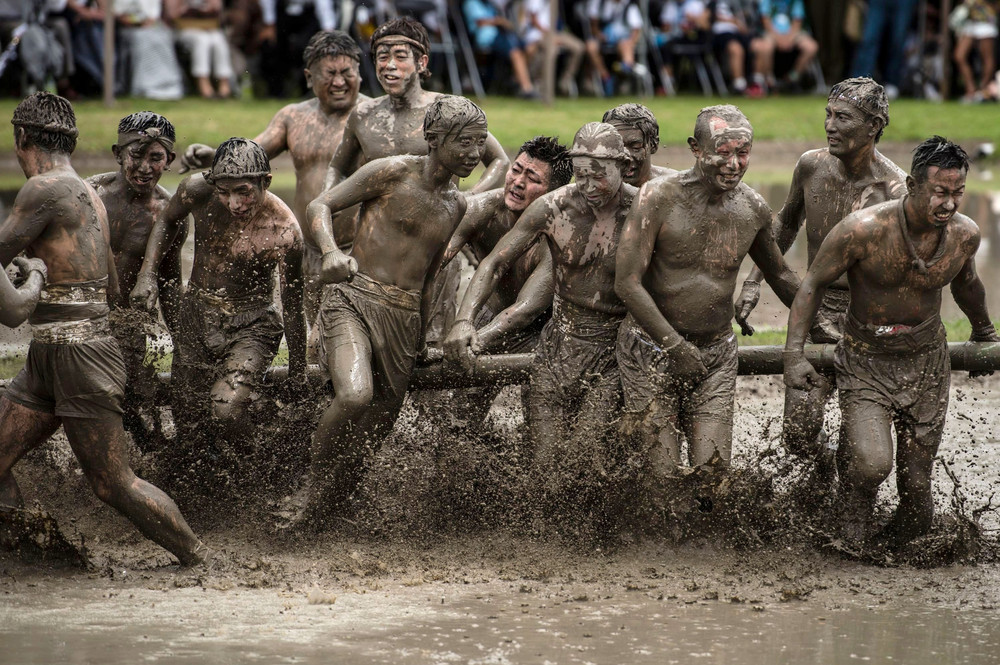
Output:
[0, 398, 61, 511]
[877, 418, 939, 547]
[837, 392, 894, 545]
[781, 378, 834, 457]
[62, 416, 205, 565]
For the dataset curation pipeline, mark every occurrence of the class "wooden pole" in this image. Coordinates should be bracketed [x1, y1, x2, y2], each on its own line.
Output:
[102, 0, 114, 107]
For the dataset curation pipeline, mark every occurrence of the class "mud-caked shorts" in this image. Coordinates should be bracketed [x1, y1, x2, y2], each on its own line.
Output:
[835, 312, 950, 445]
[529, 299, 622, 410]
[6, 336, 127, 420]
[809, 287, 850, 345]
[174, 288, 284, 395]
[317, 272, 421, 403]
[617, 317, 738, 431]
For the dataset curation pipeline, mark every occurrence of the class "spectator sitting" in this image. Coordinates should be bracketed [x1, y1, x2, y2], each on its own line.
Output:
[656, 0, 712, 95]
[587, 0, 644, 95]
[850, 0, 918, 100]
[114, 0, 185, 99]
[66, 0, 106, 93]
[257, 0, 338, 98]
[709, 0, 766, 95]
[952, 0, 998, 103]
[44, 0, 80, 98]
[463, 0, 539, 98]
[521, 0, 588, 97]
[754, 0, 818, 92]
[165, 0, 233, 98]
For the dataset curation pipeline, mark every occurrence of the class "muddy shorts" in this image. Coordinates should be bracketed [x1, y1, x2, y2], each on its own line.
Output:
[529, 297, 622, 409]
[835, 311, 949, 444]
[173, 284, 284, 395]
[317, 272, 421, 402]
[617, 316, 738, 428]
[6, 279, 125, 420]
[303, 243, 353, 326]
[809, 287, 850, 345]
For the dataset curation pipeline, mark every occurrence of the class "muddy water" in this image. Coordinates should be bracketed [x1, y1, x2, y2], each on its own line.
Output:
[2, 580, 999, 664]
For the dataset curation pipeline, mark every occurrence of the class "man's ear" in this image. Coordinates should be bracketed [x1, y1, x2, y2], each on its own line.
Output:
[112, 144, 123, 164]
[868, 117, 883, 140]
[905, 174, 915, 196]
[165, 150, 177, 168]
[426, 133, 439, 150]
[304, 67, 314, 89]
[417, 52, 429, 75]
[687, 136, 699, 155]
[262, 174, 273, 190]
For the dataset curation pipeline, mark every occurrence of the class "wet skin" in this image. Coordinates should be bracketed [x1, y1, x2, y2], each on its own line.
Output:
[733, 98, 907, 457]
[88, 140, 186, 328]
[325, 44, 509, 195]
[183, 55, 370, 251]
[0, 129, 203, 566]
[614, 121, 801, 468]
[610, 124, 674, 187]
[784, 166, 995, 544]
[449, 154, 634, 476]
[301, 122, 486, 516]
[440, 152, 555, 356]
[132, 173, 306, 416]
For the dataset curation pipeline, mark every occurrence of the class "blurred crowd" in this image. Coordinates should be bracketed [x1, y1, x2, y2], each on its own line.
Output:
[0, 0, 996, 101]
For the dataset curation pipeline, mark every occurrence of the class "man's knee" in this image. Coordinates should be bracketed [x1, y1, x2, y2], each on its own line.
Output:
[335, 383, 374, 419]
[84, 467, 133, 505]
[843, 445, 894, 487]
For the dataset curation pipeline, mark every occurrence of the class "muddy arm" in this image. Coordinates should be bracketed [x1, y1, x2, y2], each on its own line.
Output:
[0, 178, 53, 266]
[0, 259, 44, 328]
[748, 213, 801, 310]
[132, 176, 199, 310]
[439, 191, 491, 271]
[468, 132, 509, 195]
[324, 109, 362, 191]
[478, 246, 554, 350]
[742, 159, 807, 289]
[951, 252, 995, 335]
[281, 235, 307, 378]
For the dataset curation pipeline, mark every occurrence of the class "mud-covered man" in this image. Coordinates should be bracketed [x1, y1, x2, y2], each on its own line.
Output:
[88, 112, 187, 443]
[450, 123, 635, 530]
[784, 137, 997, 550]
[442, 136, 572, 362]
[0, 92, 206, 566]
[181, 31, 368, 327]
[615, 105, 800, 485]
[734, 77, 906, 465]
[325, 17, 510, 349]
[602, 103, 673, 187]
[280, 96, 490, 526]
[132, 138, 305, 472]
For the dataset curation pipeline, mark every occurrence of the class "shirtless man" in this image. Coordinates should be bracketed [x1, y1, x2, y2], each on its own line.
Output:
[784, 137, 997, 550]
[734, 77, 906, 463]
[0, 92, 206, 566]
[181, 31, 368, 327]
[88, 112, 186, 443]
[132, 138, 305, 470]
[325, 17, 510, 349]
[602, 103, 673, 187]
[448, 123, 635, 527]
[441, 136, 572, 361]
[615, 105, 800, 482]
[282, 96, 489, 526]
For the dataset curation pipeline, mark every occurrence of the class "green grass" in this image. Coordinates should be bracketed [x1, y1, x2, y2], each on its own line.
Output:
[0, 95, 997, 156]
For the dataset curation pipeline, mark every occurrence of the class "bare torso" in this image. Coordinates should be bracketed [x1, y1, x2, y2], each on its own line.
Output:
[540, 184, 634, 315]
[352, 90, 441, 162]
[260, 97, 367, 248]
[797, 149, 906, 289]
[351, 156, 465, 291]
[0, 166, 110, 284]
[645, 171, 772, 337]
[184, 176, 301, 298]
[845, 200, 980, 325]
[88, 172, 172, 301]
[464, 190, 544, 305]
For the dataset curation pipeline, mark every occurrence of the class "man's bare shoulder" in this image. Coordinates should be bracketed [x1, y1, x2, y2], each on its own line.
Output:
[85, 171, 118, 191]
[872, 150, 907, 184]
[152, 183, 172, 203]
[175, 172, 213, 202]
[353, 96, 388, 119]
[20, 169, 84, 206]
[465, 189, 504, 219]
[841, 198, 898, 234]
[649, 165, 677, 181]
[950, 211, 982, 245]
[639, 169, 690, 204]
[795, 147, 828, 175]
[735, 181, 772, 217]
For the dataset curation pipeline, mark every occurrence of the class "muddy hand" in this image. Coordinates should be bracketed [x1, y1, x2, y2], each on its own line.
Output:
[178, 143, 215, 174]
[783, 353, 823, 391]
[443, 319, 479, 373]
[130, 272, 159, 312]
[969, 324, 1000, 377]
[11, 256, 47, 286]
[734, 280, 760, 336]
[319, 251, 357, 284]
[667, 340, 708, 386]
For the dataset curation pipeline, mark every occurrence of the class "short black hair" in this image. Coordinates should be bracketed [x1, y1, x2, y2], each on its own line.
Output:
[117, 111, 176, 142]
[828, 76, 889, 143]
[518, 136, 572, 190]
[910, 136, 969, 182]
[370, 16, 432, 80]
[11, 91, 78, 154]
[602, 103, 659, 153]
[303, 30, 361, 68]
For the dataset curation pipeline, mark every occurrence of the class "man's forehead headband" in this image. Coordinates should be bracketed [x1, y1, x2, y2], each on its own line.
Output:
[372, 36, 426, 56]
[118, 127, 175, 151]
[829, 90, 888, 125]
[11, 119, 78, 139]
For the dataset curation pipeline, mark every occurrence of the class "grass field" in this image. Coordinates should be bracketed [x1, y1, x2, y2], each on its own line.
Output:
[0, 95, 997, 156]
